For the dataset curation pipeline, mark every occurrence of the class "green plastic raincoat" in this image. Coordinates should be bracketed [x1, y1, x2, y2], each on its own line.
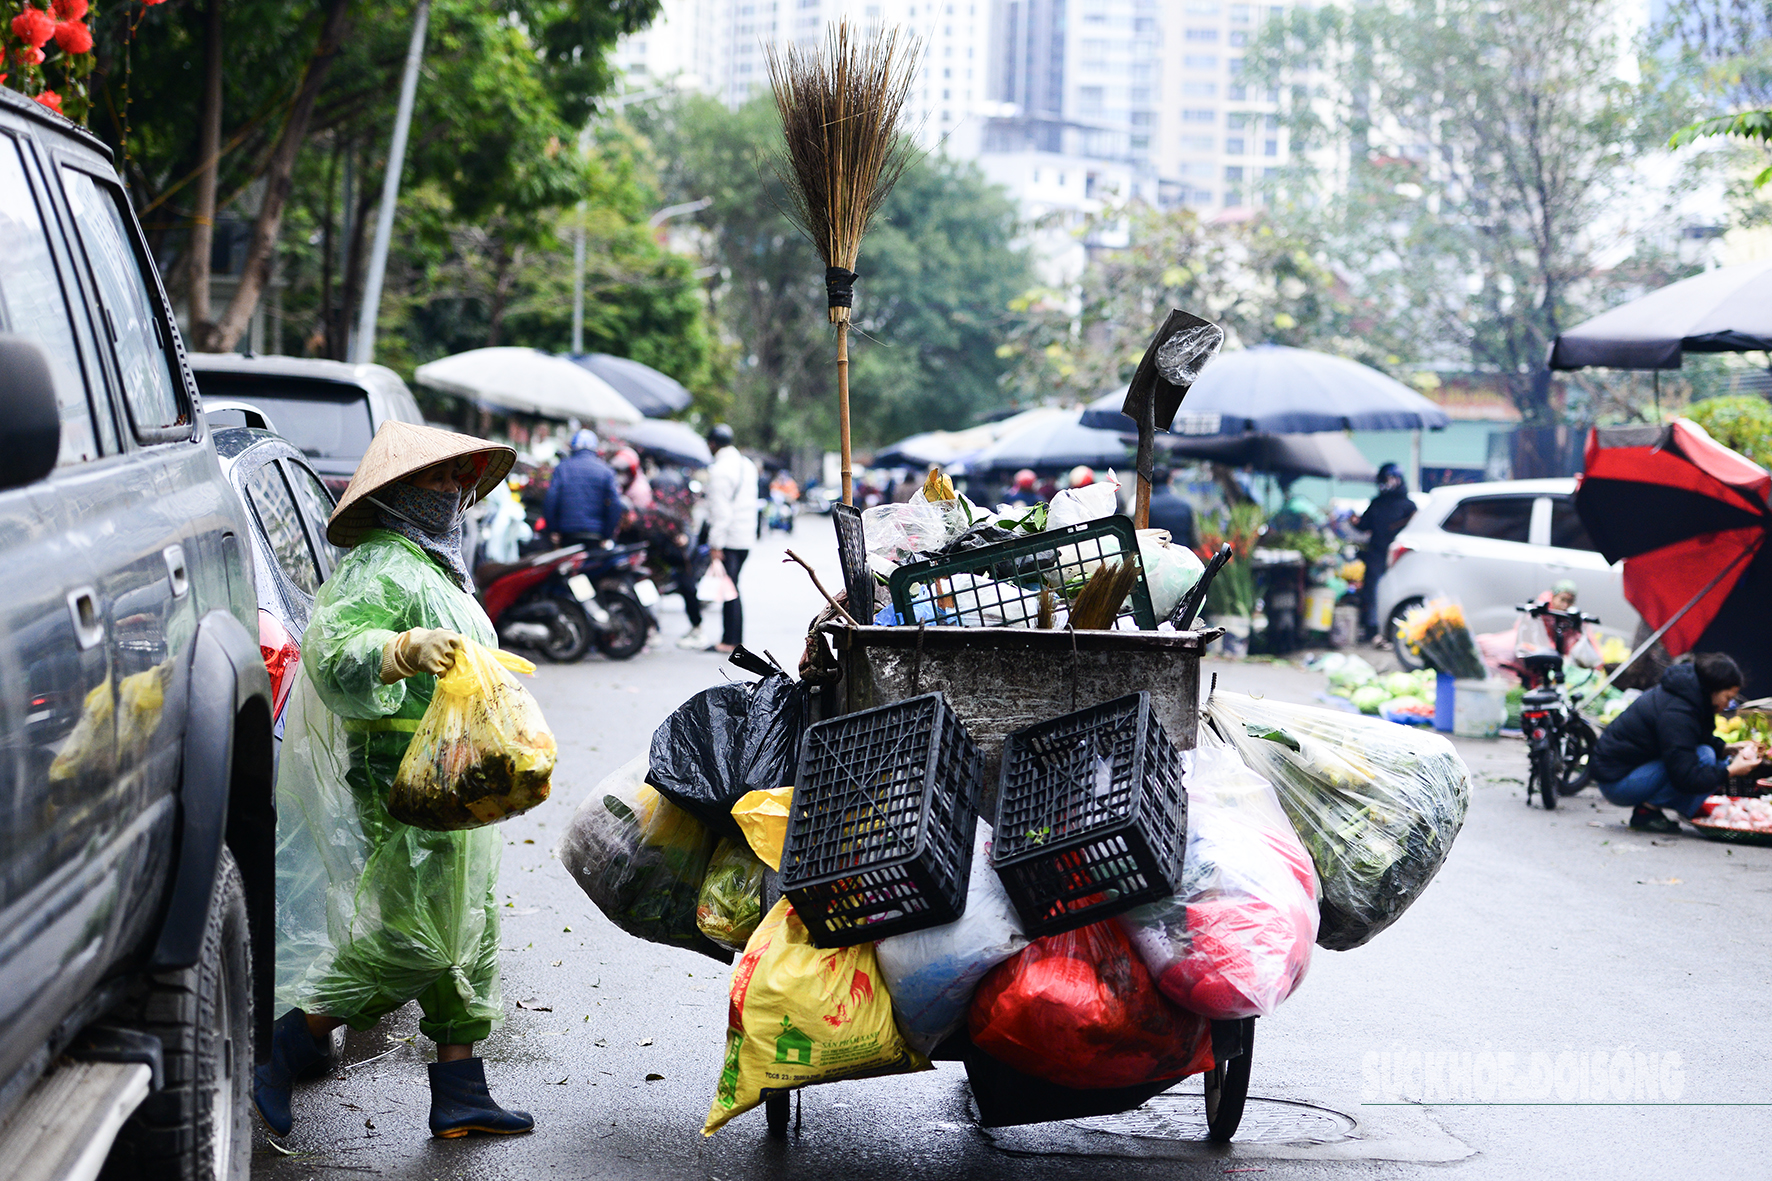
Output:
[274, 530, 503, 1044]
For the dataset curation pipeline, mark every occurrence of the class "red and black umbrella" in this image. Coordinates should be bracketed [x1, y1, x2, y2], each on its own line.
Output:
[1575, 420, 1772, 690]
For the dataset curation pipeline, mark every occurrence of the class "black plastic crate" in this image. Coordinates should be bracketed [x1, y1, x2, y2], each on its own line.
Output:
[992, 692, 1185, 935]
[781, 693, 983, 947]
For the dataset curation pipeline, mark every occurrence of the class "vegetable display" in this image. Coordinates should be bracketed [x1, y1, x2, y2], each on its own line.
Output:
[1208, 692, 1470, 951]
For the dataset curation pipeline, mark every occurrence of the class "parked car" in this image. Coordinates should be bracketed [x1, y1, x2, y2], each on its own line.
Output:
[187, 353, 425, 494]
[1376, 478, 1642, 669]
[210, 425, 342, 745]
[0, 89, 272, 1181]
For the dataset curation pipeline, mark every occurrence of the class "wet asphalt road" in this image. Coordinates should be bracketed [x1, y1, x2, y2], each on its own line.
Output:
[254, 517, 1772, 1181]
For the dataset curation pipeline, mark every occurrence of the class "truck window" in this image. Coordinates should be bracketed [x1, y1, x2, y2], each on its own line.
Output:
[59, 166, 189, 438]
[245, 462, 321, 596]
[0, 137, 101, 464]
[1439, 496, 1534, 544]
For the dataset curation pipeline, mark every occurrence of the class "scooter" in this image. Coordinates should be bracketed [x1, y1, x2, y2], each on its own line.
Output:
[1513, 601, 1601, 811]
[477, 545, 608, 663]
[577, 542, 659, 661]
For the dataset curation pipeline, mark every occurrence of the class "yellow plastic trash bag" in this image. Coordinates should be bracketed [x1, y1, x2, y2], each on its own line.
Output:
[388, 641, 556, 831]
[702, 900, 928, 1135]
[731, 786, 793, 870]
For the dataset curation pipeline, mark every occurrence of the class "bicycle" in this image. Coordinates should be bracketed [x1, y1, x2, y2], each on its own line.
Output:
[1511, 602, 1601, 811]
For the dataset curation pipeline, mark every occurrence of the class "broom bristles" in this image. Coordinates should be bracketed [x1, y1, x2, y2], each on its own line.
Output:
[765, 20, 920, 321]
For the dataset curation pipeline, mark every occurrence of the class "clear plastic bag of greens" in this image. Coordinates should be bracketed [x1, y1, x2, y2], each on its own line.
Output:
[696, 837, 766, 952]
[557, 754, 728, 961]
[1207, 692, 1469, 951]
[387, 641, 556, 831]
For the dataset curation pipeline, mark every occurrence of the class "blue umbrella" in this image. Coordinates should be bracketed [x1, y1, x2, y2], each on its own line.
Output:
[1079, 345, 1450, 435]
[566, 353, 693, 418]
[959, 412, 1134, 474]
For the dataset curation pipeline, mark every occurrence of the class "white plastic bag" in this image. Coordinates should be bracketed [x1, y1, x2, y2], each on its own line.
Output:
[861, 502, 950, 576]
[1137, 529, 1204, 621]
[1118, 737, 1318, 1019]
[1045, 473, 1121, 530]
[696, 561, 737, 604]
[874, 824, 1028, 1055]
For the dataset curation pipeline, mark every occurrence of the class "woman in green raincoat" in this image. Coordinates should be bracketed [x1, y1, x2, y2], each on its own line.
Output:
[254, 421, 532, 1139]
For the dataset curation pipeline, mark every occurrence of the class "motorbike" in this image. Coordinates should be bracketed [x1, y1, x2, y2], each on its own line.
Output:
[477, 542, 656, 663]
[1512, 601, 1601, 811]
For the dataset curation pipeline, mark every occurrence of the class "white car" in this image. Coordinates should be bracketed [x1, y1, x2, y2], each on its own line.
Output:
[1375, 478, 1641, 667]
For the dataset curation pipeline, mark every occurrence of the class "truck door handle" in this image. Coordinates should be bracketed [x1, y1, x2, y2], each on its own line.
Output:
[163, 544, 190, 598]
[67, 587, 104, 650]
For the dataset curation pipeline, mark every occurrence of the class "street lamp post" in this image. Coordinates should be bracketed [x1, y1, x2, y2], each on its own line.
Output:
[352, 0, 430, 365]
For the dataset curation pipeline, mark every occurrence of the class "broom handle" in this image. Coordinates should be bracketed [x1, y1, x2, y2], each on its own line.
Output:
[838, 319, 853, 506]
[1134, 390, 1156, 529]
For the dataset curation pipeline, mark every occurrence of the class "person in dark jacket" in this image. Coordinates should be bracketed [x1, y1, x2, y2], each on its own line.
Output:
[543, 430, 625, 546]
[1144, 467, 1197, 550]
[1588, 653, 1761, 833]
[1354, 462, 1417, 642]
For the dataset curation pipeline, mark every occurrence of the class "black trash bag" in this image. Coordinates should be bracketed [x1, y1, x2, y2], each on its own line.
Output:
[648, 672, 808, 841]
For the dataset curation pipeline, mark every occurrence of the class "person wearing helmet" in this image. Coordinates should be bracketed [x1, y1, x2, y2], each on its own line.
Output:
[1354, 462, 1417, 644]
[1068, 465, 1096, 488]
[704, 423, 759, 653]
[1005, 468, 1041, 507]
[609, 445, 654, 511]
[255, 422, 533, 1141]
[543, 428, 624, 547]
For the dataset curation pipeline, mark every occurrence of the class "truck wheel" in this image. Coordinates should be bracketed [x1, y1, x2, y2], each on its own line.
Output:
[107, 848, 253, 1181]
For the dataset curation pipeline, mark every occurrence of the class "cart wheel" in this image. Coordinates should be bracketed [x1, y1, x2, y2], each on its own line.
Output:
[1204, 1018, 1254, 1143]
[766, 1091, 790, 1138]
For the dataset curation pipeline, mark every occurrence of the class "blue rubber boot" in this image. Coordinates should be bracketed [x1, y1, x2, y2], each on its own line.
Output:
[253, 1010, 328, 1136]
[427, 1058, 535, 1138]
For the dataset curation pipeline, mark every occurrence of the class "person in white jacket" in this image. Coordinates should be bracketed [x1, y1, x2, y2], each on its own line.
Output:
[694, 423, 759, 652]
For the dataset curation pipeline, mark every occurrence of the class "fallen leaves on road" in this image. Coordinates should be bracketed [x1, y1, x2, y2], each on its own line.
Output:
[645, 1072, 665, 1081]
[637, 1037, 653, 1046]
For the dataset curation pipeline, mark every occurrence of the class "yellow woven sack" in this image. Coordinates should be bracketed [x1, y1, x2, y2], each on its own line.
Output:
[702, 899, 927, 1134]
[388, 641, 556, 830]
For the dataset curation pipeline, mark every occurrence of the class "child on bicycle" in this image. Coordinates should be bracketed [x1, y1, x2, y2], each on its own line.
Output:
[1588, 651, 1762, 833]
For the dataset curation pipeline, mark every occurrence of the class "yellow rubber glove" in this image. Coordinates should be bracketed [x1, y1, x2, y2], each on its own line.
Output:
[380, 627, 466, 684]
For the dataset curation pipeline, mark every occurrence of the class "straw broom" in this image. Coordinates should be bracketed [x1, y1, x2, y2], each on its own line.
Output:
[766, 21, 919, 506]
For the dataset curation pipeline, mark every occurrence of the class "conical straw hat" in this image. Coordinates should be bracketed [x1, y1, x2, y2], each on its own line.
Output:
[327, 420, 516, 547]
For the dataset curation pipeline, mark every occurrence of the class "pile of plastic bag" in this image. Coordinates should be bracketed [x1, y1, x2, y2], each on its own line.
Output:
[1208, 692, 1469, 951]
[1118, 735, 1319, 1019]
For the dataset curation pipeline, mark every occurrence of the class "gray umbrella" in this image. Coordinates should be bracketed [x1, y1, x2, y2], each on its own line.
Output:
[567, 353, 693, 418]
[958, 412, 1133, 473]
[1079, 345, 1450, 435]
[1156, 432, 1378, 481]
[1549, 258, 1772, 370]
[605, 419, 712, 467]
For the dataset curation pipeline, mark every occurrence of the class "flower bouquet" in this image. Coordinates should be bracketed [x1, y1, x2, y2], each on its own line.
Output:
[1397, 598, 1486, 680]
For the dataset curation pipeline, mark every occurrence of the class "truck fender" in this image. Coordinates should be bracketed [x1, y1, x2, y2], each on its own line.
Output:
[151, 610, 274, 1051]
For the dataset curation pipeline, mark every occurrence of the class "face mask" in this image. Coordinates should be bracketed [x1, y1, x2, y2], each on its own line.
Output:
[371, 482, 464, 534]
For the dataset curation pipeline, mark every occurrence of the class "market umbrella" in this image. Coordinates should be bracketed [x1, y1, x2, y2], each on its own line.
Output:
[605, 418, 713, 468]
[871, 430, 964, 469]
[958, 411, 1133, 474]
[415, 347, 643, 424]
[1574, 419, 1772, 693]
[1158, 431, 1379, 481]
[1078, 345, 1451, 435]
[567, 353, 693, 418]
[1549, 259, 1772, 371]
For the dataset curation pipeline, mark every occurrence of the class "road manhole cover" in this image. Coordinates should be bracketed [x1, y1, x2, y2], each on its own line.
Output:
[1066, 1095, 1356, 1145]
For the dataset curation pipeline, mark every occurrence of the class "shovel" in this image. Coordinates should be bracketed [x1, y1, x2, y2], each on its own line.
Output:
[1123, 310, 1225, 528]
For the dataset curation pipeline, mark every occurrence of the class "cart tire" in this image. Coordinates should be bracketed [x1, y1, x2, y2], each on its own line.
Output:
[765, 1091, 790, 1138]
[1204, 1018, 1254, 1143]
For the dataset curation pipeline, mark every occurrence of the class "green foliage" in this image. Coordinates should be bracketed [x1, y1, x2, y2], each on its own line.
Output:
[1245, 0, 1690, 425]
[1684, 395, 1772, 468]
[1670, 111, 1772, 188]
[635, 93, 1029, 454]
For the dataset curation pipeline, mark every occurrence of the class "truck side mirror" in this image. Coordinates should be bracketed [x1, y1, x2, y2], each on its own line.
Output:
[0, 334, 62, 490]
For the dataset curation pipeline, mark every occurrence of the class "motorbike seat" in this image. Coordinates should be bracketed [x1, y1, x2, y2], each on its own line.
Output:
[1522, 688, 1562, 707]
[475, 561, 525, 583]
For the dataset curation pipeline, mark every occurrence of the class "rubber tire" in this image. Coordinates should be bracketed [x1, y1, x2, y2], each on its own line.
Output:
[1530, 743, 1559, 810]
[765, 1091, 790, 1138]
[595, 591, 648, 661]
[104, 848, 252, 1181]
[1559, 717, 1596, 792]
[1204, 1018, 1254, 1143]
[1388, 598, 1427, 672]
[538, 599, 595, 664]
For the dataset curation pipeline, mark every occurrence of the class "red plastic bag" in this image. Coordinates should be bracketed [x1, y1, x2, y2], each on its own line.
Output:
[967, 919, 1214, 1090]
[1119, 736, 1319, 1020]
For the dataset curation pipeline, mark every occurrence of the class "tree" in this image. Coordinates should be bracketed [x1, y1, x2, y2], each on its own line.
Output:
[1247, 0, 1678, 425]
[636, 93, 1030, 453]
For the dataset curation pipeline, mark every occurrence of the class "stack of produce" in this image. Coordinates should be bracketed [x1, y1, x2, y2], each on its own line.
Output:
[1397, 599, 1487, 680]
[1697, 796, 1772, 833]
[1209, 692, 1470, 951]
[1316, 654, 1439, 718]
